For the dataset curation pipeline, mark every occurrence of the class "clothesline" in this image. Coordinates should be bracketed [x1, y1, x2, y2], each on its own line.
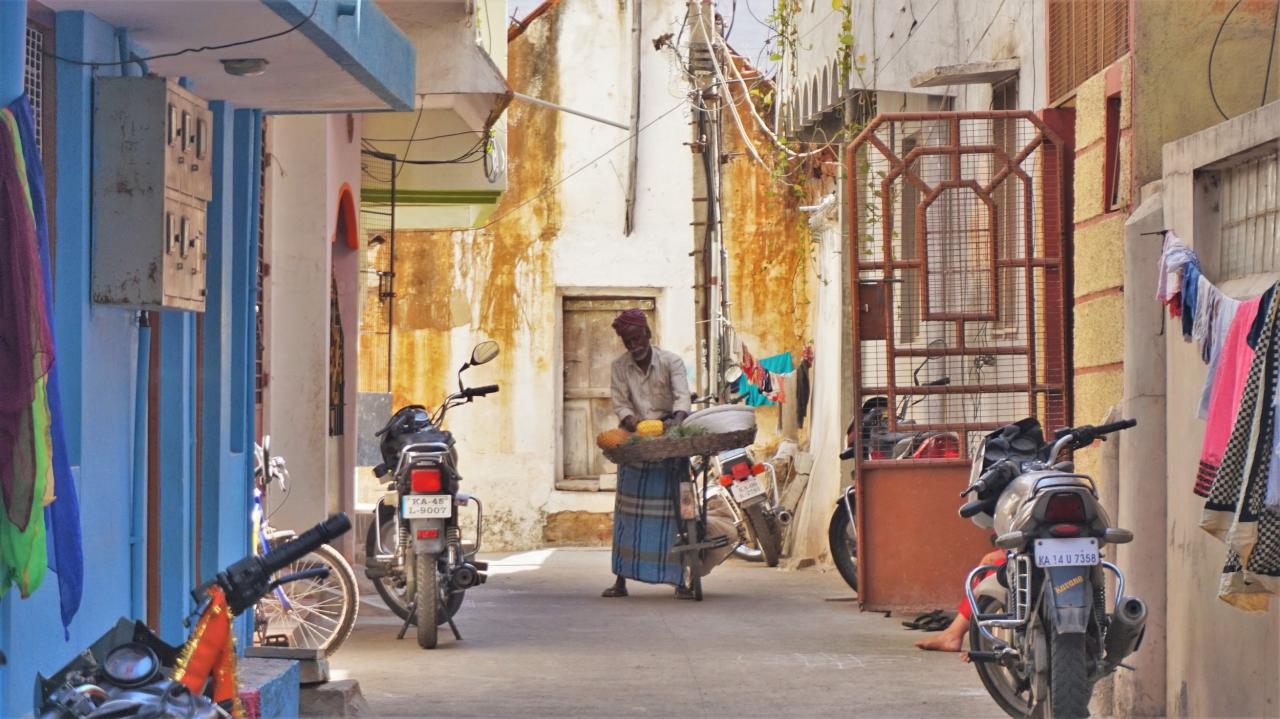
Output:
[1158, 230, 1280, 611]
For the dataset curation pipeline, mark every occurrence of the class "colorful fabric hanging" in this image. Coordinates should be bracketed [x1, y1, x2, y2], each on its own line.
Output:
[0, 104, 52, 598]
[1201, 283, 1280, 610]
[8, 94, 82, 630]
[1197, 293, 1266, 497]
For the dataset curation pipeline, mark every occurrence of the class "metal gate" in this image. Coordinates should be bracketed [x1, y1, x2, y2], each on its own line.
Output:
[846, 111, 1071, 609]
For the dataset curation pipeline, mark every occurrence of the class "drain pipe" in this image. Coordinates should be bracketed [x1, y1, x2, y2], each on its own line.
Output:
[131, 312, 151, 619]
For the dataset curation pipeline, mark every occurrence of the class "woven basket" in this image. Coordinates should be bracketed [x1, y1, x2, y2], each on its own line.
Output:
[602, 427, 757, 465]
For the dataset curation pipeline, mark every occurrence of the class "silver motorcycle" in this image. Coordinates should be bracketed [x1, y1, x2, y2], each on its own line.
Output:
[365, 341, 499, 649]
[959, 418, 1147, 719]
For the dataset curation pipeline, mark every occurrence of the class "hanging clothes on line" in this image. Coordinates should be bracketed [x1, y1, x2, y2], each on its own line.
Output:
[1202, 285, 1280, 610]
[1196, 291, 1267, 497]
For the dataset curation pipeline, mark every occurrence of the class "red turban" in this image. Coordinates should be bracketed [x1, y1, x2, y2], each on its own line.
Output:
[611, 309, 648, 334]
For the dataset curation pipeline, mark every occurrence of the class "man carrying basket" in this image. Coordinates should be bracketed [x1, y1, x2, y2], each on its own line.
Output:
[601, 309, 694, 600]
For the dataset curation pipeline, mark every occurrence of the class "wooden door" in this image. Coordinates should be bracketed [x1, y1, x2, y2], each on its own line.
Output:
[562, 297, 655, 487]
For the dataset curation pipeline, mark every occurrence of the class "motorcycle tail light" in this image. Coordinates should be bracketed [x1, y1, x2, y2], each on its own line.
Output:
[1044, 492, 1087, 523]
[411, 467, 443, 493]
[731, 463, 751, 479]
[751, 463, 767, 475]
[1049, 523, 1082, 538]
[718, 475, 734, 488]
[417, 529, 439, 540]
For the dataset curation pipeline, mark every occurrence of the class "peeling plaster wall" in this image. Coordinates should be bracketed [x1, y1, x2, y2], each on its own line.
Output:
[360, 0, 696, 550]
[719, 61, 812, 451]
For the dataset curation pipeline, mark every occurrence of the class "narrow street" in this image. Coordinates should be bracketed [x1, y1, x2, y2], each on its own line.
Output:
[332, 550, 992, 717]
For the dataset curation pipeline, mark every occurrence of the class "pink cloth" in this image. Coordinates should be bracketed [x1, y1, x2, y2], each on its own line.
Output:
[1197, 296, 1264, 496]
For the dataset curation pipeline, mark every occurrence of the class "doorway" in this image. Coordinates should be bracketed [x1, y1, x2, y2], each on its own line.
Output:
[560, 297, 656, 490]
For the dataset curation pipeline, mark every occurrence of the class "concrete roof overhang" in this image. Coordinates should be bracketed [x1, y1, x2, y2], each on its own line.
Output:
[378, 0, 511, 130]
[43, 0, 415, 113]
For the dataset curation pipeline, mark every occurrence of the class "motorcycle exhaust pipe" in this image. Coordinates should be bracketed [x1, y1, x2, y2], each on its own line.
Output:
[451, 563, 487, 590]
[1104, 595, 1148, 667]
[774, 509, 793, 525]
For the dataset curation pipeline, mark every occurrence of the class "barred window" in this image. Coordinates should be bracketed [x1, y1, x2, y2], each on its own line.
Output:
[1047, 0, 1129, 104]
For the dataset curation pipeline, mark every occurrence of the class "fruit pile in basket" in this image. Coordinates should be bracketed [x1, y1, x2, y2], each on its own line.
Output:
[594, 421, 708, 450]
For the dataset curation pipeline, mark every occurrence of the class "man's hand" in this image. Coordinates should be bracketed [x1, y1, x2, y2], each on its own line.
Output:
[665, 411, 689, 430]
[620, 416, 639, 432]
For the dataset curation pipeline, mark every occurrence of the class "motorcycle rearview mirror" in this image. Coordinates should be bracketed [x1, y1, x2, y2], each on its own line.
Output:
[471, 340, 500, 367]
[723, 364, 744, 384]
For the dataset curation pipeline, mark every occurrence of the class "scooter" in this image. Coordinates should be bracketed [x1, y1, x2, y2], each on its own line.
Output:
[36, 515, 352, 719]
[960, 418, 1146, 719]
[364, 341, 499, 649]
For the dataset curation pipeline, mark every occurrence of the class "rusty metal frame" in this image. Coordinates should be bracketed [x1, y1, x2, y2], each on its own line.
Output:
[847, 111, 1069, 463]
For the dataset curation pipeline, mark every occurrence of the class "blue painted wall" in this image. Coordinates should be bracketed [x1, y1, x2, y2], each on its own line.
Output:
[0, 9, 258, 715]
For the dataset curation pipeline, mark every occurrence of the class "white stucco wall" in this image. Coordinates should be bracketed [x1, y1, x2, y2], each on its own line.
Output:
[266, 114, 363, 552]
[788, 0, 1045, 120]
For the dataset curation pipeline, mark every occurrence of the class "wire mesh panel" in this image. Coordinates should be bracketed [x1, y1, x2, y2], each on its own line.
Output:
[848, 112, 1069, 462]
[359, 150, 395, 393]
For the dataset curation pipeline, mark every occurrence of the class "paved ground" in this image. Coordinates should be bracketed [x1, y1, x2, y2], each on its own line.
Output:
[330, 549, 994, 718]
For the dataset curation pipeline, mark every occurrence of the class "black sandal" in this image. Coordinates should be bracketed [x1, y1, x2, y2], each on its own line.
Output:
[902, 609, 944, 630]
[921, 613, 955, 631]
[601, 585, 628, 598]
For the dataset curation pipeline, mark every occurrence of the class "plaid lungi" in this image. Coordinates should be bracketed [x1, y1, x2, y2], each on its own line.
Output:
[613, 459, 685, 586]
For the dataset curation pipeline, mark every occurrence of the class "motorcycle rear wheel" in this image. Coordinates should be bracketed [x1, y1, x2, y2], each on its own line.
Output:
[743, 504, 781, 567]
[1048, 632, 1091, 719]
[367, 508, 464, 623]
[415, 552, 438, 649]
[969, 595, 1034, 719]
[827, 502, 858, 592]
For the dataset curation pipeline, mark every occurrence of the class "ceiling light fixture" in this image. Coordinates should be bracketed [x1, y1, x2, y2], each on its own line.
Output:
[221, 58, 268, 77]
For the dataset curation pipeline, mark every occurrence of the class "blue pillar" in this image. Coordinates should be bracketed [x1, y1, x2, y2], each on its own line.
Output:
[157, 311, 197, 643]
[0, 1, 25, 107]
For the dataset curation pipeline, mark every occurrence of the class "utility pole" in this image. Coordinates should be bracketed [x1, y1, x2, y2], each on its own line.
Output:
[687, 0, 729, 401]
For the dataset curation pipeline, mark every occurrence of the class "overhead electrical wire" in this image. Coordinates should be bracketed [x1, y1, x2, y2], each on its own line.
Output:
[43, 0, 320, 69]
[1209, 0, 1244, 121]
[475, 99, 687, 231]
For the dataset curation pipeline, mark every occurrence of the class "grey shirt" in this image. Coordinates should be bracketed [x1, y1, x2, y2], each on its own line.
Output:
[610, 347, 692, 422]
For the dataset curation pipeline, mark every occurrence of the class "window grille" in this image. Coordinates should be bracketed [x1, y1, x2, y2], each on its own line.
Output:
[24, 23, 43, 151]
[1047, 0, 1128, 104]
[1217, 150, 1280, 280]
[849, 112, 1070, 461]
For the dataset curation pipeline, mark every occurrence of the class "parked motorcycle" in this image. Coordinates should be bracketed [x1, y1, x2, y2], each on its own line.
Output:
[36, 514, 352, 719]
[959, 417, 1146, 719]
[714, 448, 791, 566]
[365, 340, 499, 649]
[828, 353, 961, 593]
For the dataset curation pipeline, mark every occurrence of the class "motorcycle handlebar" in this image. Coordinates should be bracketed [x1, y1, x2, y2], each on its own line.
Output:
[463, 384, 500, 399]
[959, 499, 988, 518]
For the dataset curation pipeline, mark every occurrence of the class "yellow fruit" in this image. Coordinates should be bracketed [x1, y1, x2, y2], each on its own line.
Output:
[636, 420, 665, 438]
[596, 428, 632, 450]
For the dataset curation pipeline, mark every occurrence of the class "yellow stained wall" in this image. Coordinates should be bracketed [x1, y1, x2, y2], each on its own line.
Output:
[1070, 57, 1131, 480]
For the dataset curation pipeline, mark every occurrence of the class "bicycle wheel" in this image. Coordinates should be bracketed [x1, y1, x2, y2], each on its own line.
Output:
[255, 543, 359, 657]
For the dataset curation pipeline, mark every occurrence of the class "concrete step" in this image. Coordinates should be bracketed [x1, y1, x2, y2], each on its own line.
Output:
[301, 679, 373, 719]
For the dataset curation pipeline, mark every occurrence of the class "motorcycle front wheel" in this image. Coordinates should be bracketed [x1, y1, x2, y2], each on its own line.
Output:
[827, 501, 858, 592]
[255, 543, 359, 657]
[969, 595, 1033, 719]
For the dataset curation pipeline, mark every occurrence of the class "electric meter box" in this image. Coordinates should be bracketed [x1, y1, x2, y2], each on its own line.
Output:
[91, 76, 213, 312]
